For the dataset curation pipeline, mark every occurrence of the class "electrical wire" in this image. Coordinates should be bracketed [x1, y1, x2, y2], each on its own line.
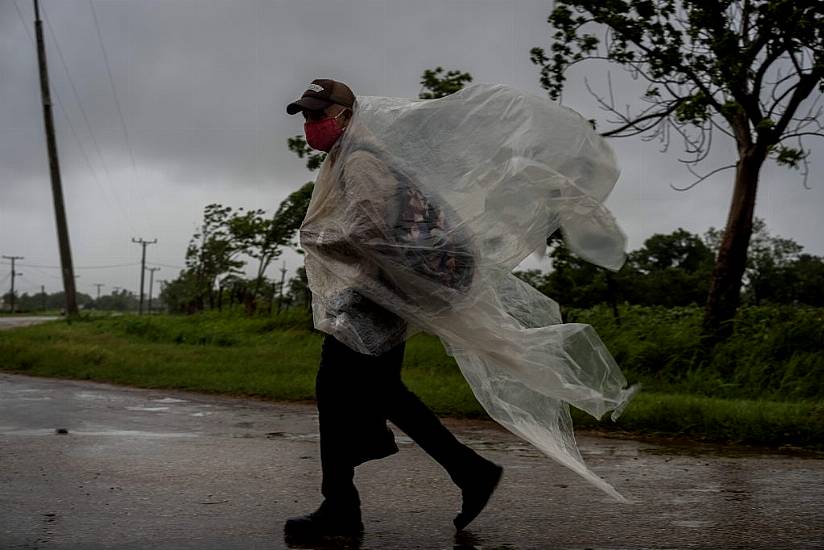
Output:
[87, 0, 154, 234]
[12, 0, 141, 239]
[41, 2, 139, 235]
[87, 0, 138, 176]
[2, 261, 139, 270]
[146, 261, 186, 270]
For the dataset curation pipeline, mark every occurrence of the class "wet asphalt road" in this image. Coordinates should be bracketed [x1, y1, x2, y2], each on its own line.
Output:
[1, 373, 823, 550]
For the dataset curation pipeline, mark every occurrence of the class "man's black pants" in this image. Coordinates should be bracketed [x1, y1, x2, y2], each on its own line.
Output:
[316, 334, 483, 508]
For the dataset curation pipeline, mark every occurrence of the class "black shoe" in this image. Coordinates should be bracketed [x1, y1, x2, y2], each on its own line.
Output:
[284, 500, 364, 539]
[453, 460, 503, 531]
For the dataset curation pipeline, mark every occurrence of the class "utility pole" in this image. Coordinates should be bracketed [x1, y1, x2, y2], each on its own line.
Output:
[3, 256, 24, 313]
[276, 261, 287, 315]
[147, 267, 160, 314]
[94, 283, 104, 301]
[41, 285, 46, 311]
[131, 238, 156, 315]
[33, 0, 78, 317]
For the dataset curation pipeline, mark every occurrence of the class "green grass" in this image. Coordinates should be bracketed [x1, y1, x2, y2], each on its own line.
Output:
[568, 304, 824, 401]
[0, 310, 822, 449]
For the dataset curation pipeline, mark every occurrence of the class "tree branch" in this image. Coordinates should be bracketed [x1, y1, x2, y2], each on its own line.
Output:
[600, 99, 684, 137]
[779, 131, 824, 141]
[771, 69, 824, 140]
[671, 164, 736, 192]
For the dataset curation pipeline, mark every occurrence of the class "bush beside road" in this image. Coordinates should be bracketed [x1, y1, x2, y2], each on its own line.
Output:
[0, 307, 821, 449]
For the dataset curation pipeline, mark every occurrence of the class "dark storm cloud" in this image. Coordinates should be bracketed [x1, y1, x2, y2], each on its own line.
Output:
[1, 0, 821, 296]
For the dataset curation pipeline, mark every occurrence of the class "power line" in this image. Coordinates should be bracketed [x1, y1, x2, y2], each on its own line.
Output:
[146, 261, 187, 270]
[2, 261, 139, 270]
[12, 1, 94, 181]
[17, 264, 62, 282]
[88, 0, 138, 175]
[87, 0, 154, 236]
[12, 0, 140, 246]
[40, 2, 138, 235]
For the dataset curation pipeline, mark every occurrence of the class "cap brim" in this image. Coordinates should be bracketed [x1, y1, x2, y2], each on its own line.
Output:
[286, 96, 333, 115]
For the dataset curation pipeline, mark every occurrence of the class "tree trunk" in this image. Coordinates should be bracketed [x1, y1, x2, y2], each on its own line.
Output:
[702, 147, 766, 342]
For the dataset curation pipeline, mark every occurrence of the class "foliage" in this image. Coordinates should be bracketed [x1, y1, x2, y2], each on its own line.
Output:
[518, 223, 823, 310]
[418, 66, 474, 99]
[183, 203, 245, 310]
[89, 289, 138, 312]
[287, 135, 326, 172]
[531, 0, 824, 339]
[3, 290, 94, 312]
[270, 182, 314, 253]
[284, 266, 312, 310]
[569, 303, 824, 403]
[532, 0, 823, 155]
[520, 227, 715, 308]
[158, 271, 200, 314]
[163, 185, 315, 314]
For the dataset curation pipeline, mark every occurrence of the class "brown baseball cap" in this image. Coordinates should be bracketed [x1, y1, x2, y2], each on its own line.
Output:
[287, 79, 355, 115]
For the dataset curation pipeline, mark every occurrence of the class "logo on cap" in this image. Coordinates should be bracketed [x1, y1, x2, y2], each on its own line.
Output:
[307, 84, 324, 93]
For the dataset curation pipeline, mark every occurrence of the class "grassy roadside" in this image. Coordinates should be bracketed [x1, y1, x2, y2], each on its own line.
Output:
[0, 313, 821, 449]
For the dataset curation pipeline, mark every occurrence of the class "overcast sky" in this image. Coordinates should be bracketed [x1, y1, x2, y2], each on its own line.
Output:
[1, 0, 822, 300]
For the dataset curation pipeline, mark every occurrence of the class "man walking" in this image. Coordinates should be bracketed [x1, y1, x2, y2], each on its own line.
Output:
[284, 79, 502, 539]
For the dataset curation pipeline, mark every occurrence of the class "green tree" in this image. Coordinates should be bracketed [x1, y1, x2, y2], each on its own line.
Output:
[418, 67, 473, 99]
[225, 207, 279, 303]
[531, 229, 716, 309]
[531, 0, 823, 341]
[625, 229, 714, 306]
[285, 266, 312, 310]
[288, 135, 326, 172]
[740, 219, 803, 304]
[270, 182, 315, 253]
[186, 204, 245, 310]
[5, 290, 93, 312]
[783, 253, 824, 306]
[158, 271, 200, 314]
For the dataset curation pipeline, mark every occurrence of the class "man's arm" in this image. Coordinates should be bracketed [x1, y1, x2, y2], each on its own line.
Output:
[340, 150, 399, 249]
[300, 150, 398, 265]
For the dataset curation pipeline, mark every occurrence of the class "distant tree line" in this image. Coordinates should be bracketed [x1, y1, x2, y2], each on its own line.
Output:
[1, 288, 141, 313]
[515, 219, 824, 312]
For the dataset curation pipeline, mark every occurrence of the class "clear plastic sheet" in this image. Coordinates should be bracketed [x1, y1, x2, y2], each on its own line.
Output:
[300, 84, 638, 501]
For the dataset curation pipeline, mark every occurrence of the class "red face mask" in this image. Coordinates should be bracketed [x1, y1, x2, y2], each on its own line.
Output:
[304, 112, 347, 152]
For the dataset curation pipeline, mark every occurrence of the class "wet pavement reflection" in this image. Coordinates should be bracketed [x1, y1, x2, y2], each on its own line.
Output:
[1, 373, 823, 549]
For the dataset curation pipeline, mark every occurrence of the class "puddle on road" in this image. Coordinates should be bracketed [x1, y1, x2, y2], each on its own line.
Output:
[640, 442, 824, 460]
[75, 391, 122, 401]
[14, 396, 53, 401]
[0, 427, 199, 438]
[671, 520, 715, 529]
[152, 397, 189, 404]
[265, 431, 317, 442]
[125, 406, 170, 412]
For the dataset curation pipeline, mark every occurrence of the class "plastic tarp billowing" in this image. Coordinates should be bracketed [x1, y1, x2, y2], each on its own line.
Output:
[300, 83, 638, 501]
